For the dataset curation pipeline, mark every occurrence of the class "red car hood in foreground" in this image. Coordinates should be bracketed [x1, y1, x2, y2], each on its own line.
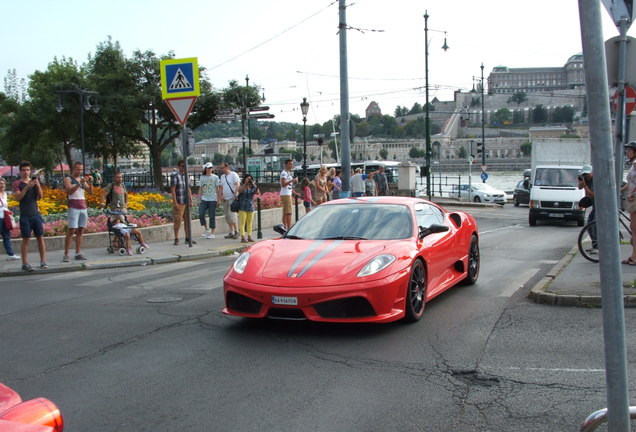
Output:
[245, 238, 410, 284]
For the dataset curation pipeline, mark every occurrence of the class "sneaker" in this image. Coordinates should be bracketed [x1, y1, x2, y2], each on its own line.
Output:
[62, 255, 70, 263]
[224, 232, 234, 239]
[232, 232, 240, 239]
[248, 237, 255, 242]
[127, 249, 133, 256]
[202, 229, 210, 238]
[7, 254, 20, 260]
[75, 253, 87, 261]
[22, 263, 34, 272]
[205, 234, 216, 239]
[40, 262, 48, 269]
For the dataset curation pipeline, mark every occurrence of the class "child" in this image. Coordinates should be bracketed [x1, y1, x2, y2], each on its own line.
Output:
[301, 178, 317, 214]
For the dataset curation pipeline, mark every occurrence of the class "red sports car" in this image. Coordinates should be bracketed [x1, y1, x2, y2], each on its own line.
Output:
[223, 196, 479, 323]
[0, 382, 63, 432]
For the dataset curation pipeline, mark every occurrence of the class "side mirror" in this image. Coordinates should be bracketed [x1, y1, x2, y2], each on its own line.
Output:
[273, 224, 288, 236]
[418, 224, 450, 239]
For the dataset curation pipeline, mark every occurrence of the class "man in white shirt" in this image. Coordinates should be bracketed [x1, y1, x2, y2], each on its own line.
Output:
[350, 168, 367, 197]
[219, 162, 240, 239]
[280, 159, 298, 230]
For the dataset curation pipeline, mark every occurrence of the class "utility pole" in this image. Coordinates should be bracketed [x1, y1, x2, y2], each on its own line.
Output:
[339, 0, 351, 197]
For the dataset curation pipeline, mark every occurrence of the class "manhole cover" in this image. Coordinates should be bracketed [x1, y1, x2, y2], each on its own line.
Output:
[146, 295, 183, 303]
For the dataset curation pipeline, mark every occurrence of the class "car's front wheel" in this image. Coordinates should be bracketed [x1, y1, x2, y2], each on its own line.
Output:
[463, 235, 480, 285]
[513, 196, 520, 207]
[404, 259, 426, 322]
[473, 196, 481, 203]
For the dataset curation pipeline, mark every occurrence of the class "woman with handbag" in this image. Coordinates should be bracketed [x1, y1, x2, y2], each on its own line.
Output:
[236, 174, 260, 243]
[0, 177, 20, 260]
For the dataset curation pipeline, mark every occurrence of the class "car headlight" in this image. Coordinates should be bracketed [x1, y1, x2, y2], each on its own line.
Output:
[233, 252, 250, 274]
[357, 254, 396, 277]
[483, 194, 492, 198]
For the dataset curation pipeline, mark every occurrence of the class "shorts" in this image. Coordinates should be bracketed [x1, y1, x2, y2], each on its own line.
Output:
[303, 200, 311, 208]
[222, 199, 238, 224]
[67, 208, 88, 229]
[173, 203, 187, 230]
[20, 214, 44, 239]
[281, 195, 293, 214]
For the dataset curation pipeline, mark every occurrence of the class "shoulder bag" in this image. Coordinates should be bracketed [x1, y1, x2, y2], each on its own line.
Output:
[0, 196, 16, 230]
[225, 176, 240, 212]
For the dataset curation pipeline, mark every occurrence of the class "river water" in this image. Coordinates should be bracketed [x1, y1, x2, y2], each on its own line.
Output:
[417, 170, 525, 197]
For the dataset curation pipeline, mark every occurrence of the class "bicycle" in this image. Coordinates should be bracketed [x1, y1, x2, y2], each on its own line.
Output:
[577, 208, 632, 263]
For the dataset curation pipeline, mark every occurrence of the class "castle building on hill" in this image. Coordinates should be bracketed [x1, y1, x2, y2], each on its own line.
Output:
[487, 53, 585, 94]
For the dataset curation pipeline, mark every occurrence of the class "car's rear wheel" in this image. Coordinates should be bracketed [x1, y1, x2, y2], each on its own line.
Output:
[404, 259, 427, 322]
[513, 196, 519, 207]
[473, 196, 481, 203]
[463, 235, 480, 285]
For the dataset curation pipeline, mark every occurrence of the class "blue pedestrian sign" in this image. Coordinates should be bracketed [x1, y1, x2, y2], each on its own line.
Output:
[160, 57, 200, 99]
[480, 172, 489, 182]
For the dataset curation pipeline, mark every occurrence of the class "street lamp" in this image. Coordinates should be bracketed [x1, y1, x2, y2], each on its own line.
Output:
[56, 88, 99, 175]
[300, 97, 310, 179]
[424, 10, 448, 200]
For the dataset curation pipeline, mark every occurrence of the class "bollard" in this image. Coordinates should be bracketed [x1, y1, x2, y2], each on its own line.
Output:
[257, 197, 262, 239]
[294, 195, 299, 222]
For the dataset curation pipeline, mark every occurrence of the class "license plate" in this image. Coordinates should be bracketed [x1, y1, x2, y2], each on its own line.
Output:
[548, 213, 565, 218]
[272, 296, 298, 305]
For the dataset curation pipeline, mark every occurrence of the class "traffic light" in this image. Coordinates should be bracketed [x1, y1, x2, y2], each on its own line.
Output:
[476, 141, 483, 156]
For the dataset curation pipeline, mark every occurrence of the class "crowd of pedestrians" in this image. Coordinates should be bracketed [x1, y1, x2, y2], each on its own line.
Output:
[1, 159, 393, 271]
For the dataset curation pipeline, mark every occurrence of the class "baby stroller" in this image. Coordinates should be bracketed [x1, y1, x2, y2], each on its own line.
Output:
[105, 209, 147, 255]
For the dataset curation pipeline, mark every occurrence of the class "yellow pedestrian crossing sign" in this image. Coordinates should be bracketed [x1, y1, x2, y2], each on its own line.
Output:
[160, 57, 200, 100]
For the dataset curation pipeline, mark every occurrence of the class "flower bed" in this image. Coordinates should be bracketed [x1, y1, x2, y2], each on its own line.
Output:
[4, 186, 282, 238]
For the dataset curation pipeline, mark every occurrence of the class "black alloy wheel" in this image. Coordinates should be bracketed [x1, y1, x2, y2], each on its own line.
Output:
[404, 259, 427, 322]
[463, 235, 480, 285]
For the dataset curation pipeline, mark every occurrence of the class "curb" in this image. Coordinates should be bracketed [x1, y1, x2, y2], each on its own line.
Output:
[528, 245, 636, 308]
[0, 245, 250, 277]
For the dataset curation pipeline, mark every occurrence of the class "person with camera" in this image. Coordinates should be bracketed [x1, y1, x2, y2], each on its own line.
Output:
[12, 160, 47, 271]
[62, 161, 93, 262]
[236, 174, 260, 243]
[578, 164, 596, 254]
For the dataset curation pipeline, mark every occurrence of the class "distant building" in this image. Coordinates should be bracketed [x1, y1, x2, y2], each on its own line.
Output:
[487, 53, 585, 94]
[365, 101, 383, 118]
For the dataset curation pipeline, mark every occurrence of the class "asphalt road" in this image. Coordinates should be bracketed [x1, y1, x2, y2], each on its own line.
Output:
[1, 205, 635, 431]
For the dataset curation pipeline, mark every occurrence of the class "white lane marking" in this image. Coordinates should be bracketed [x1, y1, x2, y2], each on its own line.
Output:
[498, 267, 540, 297]
[479, 225, 526, 235]
[125, 266, 226, 291]
[507, 367, 605, 373]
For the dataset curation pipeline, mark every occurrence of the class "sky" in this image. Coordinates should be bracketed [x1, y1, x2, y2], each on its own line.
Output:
[2, 0, 633, 125]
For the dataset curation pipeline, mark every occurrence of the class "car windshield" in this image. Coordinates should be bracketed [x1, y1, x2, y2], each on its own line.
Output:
[534, 168, 579, 187]
[473, 183, 496, 191]
[286, 203, 413, 240]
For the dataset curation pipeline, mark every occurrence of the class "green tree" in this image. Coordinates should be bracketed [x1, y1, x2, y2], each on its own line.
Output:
[408, 102, 423, 115]
[491, 108, 512, 125]
[507, 91, 528, 105]
[458, 146, 467, 159]
[379, 147, 388, 160]
[532, 104, 548, 123]
[520, 141, 531, 156]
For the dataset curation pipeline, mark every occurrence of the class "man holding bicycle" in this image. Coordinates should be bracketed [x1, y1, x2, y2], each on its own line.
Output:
[578, 165, 596, 254]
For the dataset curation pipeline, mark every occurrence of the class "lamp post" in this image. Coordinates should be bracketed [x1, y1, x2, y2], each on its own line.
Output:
[56, 89, 99, 175]
[480, 63, 486, 167]
[423, 10, 448, 200]
[300, 97, 310, 179]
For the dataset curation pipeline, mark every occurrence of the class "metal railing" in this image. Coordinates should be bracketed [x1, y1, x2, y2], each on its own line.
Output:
[580, 406, 636, 431]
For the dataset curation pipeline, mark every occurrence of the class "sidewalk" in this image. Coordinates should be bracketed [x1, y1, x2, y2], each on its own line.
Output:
[528, 243, 636, 307]
[0, 228, 280, 277]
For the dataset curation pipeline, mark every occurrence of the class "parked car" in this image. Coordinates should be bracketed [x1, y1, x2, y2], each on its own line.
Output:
[223, 196, 480, 324]
[452, 183, 506, 205]
[513, 179, 531, 206]
[0, 382, 63, 432]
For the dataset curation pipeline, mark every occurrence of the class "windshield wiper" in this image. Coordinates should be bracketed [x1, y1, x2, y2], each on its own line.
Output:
[322, 236, 368, 240]
[284, 234, 304, 239]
